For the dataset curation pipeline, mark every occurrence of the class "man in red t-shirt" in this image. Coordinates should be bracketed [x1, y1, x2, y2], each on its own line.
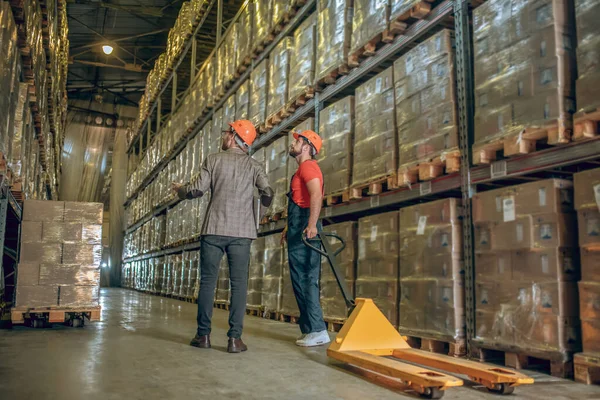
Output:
[282, 130, 330, 347]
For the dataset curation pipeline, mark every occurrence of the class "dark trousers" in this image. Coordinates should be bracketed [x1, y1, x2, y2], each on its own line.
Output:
[287, 200, 326, 334]
[197, 235, 252, 338]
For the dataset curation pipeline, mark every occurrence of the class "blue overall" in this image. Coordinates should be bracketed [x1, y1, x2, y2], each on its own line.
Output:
[286, 189, 327, 334]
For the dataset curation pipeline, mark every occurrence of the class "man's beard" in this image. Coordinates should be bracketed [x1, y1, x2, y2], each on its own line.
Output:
[288, 147, 300, 157]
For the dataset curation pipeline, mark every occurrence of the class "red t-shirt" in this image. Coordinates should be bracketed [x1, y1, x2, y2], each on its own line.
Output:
[290, 160, 324, 208]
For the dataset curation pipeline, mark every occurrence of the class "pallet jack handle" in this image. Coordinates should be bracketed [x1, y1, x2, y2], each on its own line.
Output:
[302, 233, 356, 311]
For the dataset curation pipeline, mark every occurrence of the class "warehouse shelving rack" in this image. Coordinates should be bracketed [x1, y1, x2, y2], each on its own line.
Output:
[123, 0, 600, 356]
[0, 175, 22, 317]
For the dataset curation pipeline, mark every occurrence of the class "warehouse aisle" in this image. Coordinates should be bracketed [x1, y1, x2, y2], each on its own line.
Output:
[1, 289, 600, 400]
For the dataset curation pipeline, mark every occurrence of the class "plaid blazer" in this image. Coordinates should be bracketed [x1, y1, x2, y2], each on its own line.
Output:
[178, 147, 272, 239]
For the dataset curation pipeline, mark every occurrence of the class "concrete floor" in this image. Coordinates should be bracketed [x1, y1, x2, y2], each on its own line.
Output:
[1, 289, 600, 400]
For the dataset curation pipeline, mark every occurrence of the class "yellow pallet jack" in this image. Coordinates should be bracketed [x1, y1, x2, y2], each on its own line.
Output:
[304, 233, 534, 399]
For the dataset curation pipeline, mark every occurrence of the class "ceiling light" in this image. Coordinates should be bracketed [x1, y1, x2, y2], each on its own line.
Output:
[102, 44, 114, 55]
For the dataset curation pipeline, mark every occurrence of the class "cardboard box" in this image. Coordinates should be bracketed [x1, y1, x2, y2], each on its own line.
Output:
[581, 248, 600, 281]
[581, 317, 600, 355]
[59, 285, 100, 307]
[15, 285, 59, 308]
[39, 264, 100, 286]
[42, 222, 83, 243]
[512, 248, 579, 281]
[82, 224, 102, 244]
[574, 168, 600, 211]
[476, 309, 516, 346]
[578, 209, 600, 249]
[23, 200, 64, 222]
[64, 201, 103, 224]
[579, 281, 600, 321]
[17, 263, 39, 286]
[490, 213, 576, 250]
[476, 252, 513, 281]
[62, 244, 102, 265]
[21, 221, 42, 242]
[20, 242, 62, 264]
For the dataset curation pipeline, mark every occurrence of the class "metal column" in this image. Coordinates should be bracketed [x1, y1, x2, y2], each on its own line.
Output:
[216, 0, 223, 44]
[454, 0, 476, 354]
[172, 72, 178, 111]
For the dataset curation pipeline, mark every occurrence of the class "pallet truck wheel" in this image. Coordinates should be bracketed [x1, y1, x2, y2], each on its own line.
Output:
[488, 383, 514, 395]
[72, 318, 84, 328]
[32, 319, 43, 329]
[422, 387, 444, 399]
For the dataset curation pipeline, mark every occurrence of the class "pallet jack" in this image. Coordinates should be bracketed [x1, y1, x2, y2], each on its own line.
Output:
[303, 233, 534, 399]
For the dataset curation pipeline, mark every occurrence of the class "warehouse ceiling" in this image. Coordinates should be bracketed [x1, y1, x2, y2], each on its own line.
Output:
[66, 0, 244, 108]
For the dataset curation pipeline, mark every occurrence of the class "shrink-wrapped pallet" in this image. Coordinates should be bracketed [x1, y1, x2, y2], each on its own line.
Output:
[252, 0, 272, 49]
[289, 13, 317, 103]
[351, 0, 389, 57]
[353, 67, 396, 186]
[315, 0, 352, 85]
[280, 243, 300, 316]
[264, 136, 289, 218]
[249, 60, 269, 127]
[235, 3, 254, 73]
[575, 0, 600, 115]
[319, 96, 354, 196]
[267, 38, 293, 119]
[222, 94, 236, 131]
[262, 234, 283, 312]
[248, 237, 265, 308]
[235, 80, 251, 121]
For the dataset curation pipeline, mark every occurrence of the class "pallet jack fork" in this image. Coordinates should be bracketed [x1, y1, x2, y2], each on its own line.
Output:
[303, 233, 534, 399]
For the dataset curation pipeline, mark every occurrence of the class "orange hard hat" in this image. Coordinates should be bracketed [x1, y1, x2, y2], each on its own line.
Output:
[228, 120, 257, 146]
[293, 130, 322, 154]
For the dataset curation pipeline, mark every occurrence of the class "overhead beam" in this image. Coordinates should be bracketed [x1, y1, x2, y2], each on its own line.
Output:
[70, 59, 147, 72]
[70, 28, 170, 51]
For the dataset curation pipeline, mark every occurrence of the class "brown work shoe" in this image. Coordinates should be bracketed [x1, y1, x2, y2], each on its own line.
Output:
[190, 334, 211, 348]
[227, 337, 248, 353]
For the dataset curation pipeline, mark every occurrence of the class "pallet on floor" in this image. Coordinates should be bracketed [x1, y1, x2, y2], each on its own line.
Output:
[348, 31, 394, 68]
[246, 306, 263, 317]
[278, 312, 300, 324]
[325, 317, 346, 333]
[284, 87, 315, 115]
[472, 121, 570, 165]
[402, 332, 466, 357]
[575, 353, 600, 385]
[384, 1, 434, 39]
[262, 309, 279, 320]
[471, 341, 574, 379]
[324, 189, 351, 206]
[573, 107, 600, 141]
[214, 301, 230, 311]
[398, 151, 461, 187]
[11, 305, 101, 325]
[349, 175, 399, 200]
[313, 63, 350, 91]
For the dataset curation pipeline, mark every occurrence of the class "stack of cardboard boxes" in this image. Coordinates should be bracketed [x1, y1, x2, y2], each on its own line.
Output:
[574, 168, 600, 356]
[163, 255, 174, 296]
[265, 136, 289, 218]
[262, 234, 283, 313]
[354, 68, 397, 186]
[236, 81, 251, 121]
[248, 237, 265, 308]
[399, 199, 465, 345]
[249, 60, 269, 128]
[351, 0, 389, 56]
[356, 211, 399, 325]
[267, 38, 293, 119]
[319, 97, 354, 197]
[473, 0, 577, 152]
[252, 0, 272, 51]
[315, 0, 352, 84]
[575, 0, 600, 118]
[17, 200, 103, 308]
[289, 14, 316, 103]
[279, 242, 300, 317]
[321, 222, 356, 321]
[473, 179, 581, 356]
[235, 4, 253, 73]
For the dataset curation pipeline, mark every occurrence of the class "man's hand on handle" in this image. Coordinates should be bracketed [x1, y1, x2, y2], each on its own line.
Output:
[304, 224, 318, 240]
[280, 226, 288, 245]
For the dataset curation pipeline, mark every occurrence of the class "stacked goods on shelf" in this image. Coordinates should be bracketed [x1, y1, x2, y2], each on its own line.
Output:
[172, 253, 185, 298]
[211, 109, 224, 155]
[252, 0, 273, 52]
[321, 222, 356, 321]
[164, 198, 205, 246]
[272, 0, 291, 29]
[264, 136, 289, 220]
[266, 37, 293, 124]
[353, 67, 397, 188]
[399, 199, 465, 353]
[223, 95, 236, 132]
[235, 4, 253, 73]
[473, 180, 581, 369]
[349, 0, 389, 65]
[356, 211, 399, 325]
[315, 0, 352, 86]
[153, 257, 165, 294]
[394, 30, 460, 185]
[574, 169, 600, 369]
[9, 84, 29, 186]
[319, 96, 354, 201]
[215, 256, 230, 305]
[574, 0, 600, 140]
[262, 234, 283, 313]
[287, 12, 316, 108]
[389, 0, 433, 34]
[236, 80, 251, 121]
[280, 243, 300, 317]
[216, 23, 238, 95]
[472, 0, 577, 164]
[17, 201, 102, 308]
[188, 251, 200, 299]
[248, 237, 265, 309]
[163, 255, 174, 296]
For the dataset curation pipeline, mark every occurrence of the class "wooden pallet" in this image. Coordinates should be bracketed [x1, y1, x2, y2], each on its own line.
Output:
[471, 342, 574, 379]
[262, 309, 279, 320]
[314, 64, 350, 91]
[284, 87, 315, 115]
[325, 317, 346, 333]
[278, 312, 300, 324]
[246, 306, 263, 317]
[575, 353, 600, 385]
[348, 31, 394, 68]
[214, 302, 230, 311]
[11, 306, 101, 325]
[403, 334, 467, 357]
[264, 106, 292, 131]
[472, 121, 570, 165]
[260, 212, 285, 225]
[573, 107, 600, 141]
[349, 175, 399, 200]
[235, 54, 253, 77]
[383, 1, 434, 39]
[324, 189, 351, 206]
[398, 151, 461, 187]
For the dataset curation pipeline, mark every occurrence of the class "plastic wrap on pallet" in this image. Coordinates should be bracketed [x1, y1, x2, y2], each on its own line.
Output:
[262, 234, 283, 312]
[41, 222, 83, 243]
[235, 80, 250, 121]
[249, 59, 269, 127]
[390, 0, 429, 21]
[63, 244, 103, 266]
[223, 95, 236, 131]
[248, 237, 265, 308]
[20, 242, 62, 264]
[235, 3, 254, 73]
[59, 285, 100, 307]
[473, 0, 577, 149]
[575, 0, 600, 113]
[399, 199, 465, 341]
[267, 38, 293, 119]
[351, 0, 389, 56]
[23, 200, 65, 222]
[394, 30, 459, 175]
[211, 109, 224, 155]
[64, 201, 104, 225]
[216, 24, 238, 94]
[253, 0, 273, 49]
[315, 0, 352, 84]
[10, 83, 28, 178]
[216, 256, 230, 303]
[289, 13, 317, 103]
[356, 211, 399, 326]
[280, 242, 300, 316]
[272, 0, 292, 26]
[39, 264, 100, 287]
[265, 136, 289, 217]
[319, 96, 354, 195]
[321, 222, 356, 320]
[353, 67, 396, 186]
[473, 179, 580, 353]
[15, 285, 59, 308]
